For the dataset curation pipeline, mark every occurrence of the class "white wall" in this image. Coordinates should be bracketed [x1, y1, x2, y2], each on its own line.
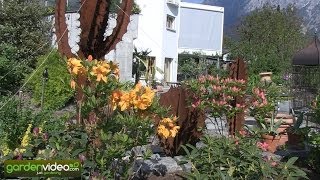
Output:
[163, 3, 180, 82]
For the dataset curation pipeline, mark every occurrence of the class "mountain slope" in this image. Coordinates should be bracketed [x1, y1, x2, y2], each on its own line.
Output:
[202, 0, 320, 35]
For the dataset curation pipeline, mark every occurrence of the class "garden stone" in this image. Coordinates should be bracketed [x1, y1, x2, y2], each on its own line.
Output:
[132, 156, 182, 179]
[148, 135, 160, 145]
[206, 123, 216, 130]
[150, 145, 165, 155]
[150, 153, 161, 161]
[157, 157, 182, 173]
[174, 156, 192, 172]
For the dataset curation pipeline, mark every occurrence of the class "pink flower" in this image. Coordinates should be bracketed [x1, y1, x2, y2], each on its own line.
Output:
[17, 154, 23, 160]
[218, 100, 227, 106]
[231, 86, 240, 93]
[239, 129, 247, 137]
[253, 100, 259, 107]
[206, 75, 214, 81]
[200, 87, 206, 93]
[192, 99, 201, 108]
[271, 161, 278, 167]
[33, 127, 39, 136]
[257, 141, 269, 151]
[235, 140, 239, 145]
[237, 79, 246, 84]
[79, 154, 86, 164]
[212, 85, 222, 91]
[42, 133, 48, 141]
[198, 75, 206, 83]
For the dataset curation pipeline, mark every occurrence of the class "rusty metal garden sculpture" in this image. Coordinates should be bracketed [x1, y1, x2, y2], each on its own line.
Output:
[228, 58, 248, 135]
[55, 0, 133, 59]
[158, 86, 206, 156]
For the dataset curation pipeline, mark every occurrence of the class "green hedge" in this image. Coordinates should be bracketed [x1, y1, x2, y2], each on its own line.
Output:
[27, 50, 74, 110]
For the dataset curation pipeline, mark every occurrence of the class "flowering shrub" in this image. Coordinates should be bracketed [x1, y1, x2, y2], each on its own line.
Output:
[111, 82, 155, 111]
[182, 135, 308, 179]
[1, 56, 170, 179]
[185, 75, 247, 119]
[250, 87, 274, 119]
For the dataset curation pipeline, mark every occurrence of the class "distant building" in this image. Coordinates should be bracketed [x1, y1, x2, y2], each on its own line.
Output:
[134, 0, 224, 82]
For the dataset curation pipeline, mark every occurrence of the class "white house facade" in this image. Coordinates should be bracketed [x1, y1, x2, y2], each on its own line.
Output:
[134, 0, 224, 83]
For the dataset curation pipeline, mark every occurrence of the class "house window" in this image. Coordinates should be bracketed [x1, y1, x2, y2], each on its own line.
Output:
[166, 15, 175, 31]
[164, 58, 172, 82]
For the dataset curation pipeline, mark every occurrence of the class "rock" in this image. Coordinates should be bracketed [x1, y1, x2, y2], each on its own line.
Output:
[157, 157, 182, 173]
[131, 156, 182, 179]
[148, 135, 160, 146]
[150, 154, 161, 161]
[150, 145, 165, 155]
[174, 156, 192, 172]
[131, 144, 165, 158]
[206, 123, 216, 130]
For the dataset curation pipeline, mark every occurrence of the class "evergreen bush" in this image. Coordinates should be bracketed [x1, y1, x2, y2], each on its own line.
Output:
[27, 50, 74, 110]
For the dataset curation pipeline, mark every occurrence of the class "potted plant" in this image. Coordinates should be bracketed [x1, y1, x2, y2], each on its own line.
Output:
[287, 112, 309, 149]
[257, 112, 283, 152]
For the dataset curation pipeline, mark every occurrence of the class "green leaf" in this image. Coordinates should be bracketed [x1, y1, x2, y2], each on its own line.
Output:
[285, 157, 298, 167]
[71, 149, 85, 158]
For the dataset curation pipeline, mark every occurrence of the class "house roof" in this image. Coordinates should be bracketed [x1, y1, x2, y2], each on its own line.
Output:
[292, 35, 320, 65]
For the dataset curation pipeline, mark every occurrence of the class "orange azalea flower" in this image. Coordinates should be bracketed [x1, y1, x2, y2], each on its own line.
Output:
[67, 58, 84, 75]
[111, 90, 122, 110]
[133, 98, 151, 110]
[157, 117, 180, 139]
[169, 126, 180, 138]
[157, 125, 170, 139]
[119, 92, 131, 111]
[134, 82, 142, 92]
[129, 89, 137, 100]
[90, 63, 111, 82]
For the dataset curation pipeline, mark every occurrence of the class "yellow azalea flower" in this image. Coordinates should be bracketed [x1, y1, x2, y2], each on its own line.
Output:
[157, 125, 170, 139]
[111, 90, 122, 110]
[134, 82, 142, 92]
[161, 117, 172, 124]
[169, 126, 180, 138]
[21, 124, 32, 147]
[90, 64, 110, 82]
[133, 98, 150, 110]
[67, 58, 84, 75]
[70, 79, 76, 89]
[157, 117, 180, 139]
[119, 93, 131, 111]
[129, 89, 137, 100]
